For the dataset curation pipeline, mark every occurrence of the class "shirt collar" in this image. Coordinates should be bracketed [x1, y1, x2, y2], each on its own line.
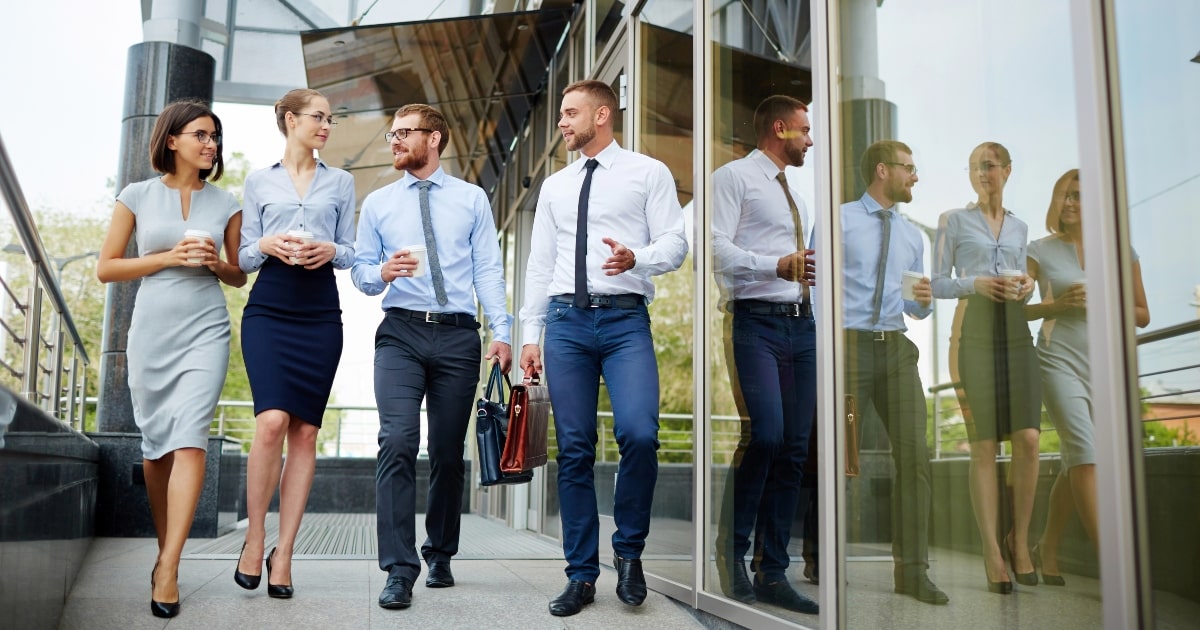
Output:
[748, 149, 786, 181]
[573, 140, 620, 173]
[269, 158, 330, 171]
[859, 192, 895, 215]
[402, 166, 446, 189]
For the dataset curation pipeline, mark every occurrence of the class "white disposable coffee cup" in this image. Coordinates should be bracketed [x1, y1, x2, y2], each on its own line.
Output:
[286, 229, 313, 264]
[999, 268, 1023, 299]
[901, 270, 923, 301]
[404, 245, 428, 277]
[183, 229, 212, 264]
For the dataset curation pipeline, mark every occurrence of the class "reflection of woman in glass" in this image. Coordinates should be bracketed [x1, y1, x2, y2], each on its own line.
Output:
[1026, 170, 1150, 585]
[933, 142, 1041, 594]
[235, 88, 356, 598]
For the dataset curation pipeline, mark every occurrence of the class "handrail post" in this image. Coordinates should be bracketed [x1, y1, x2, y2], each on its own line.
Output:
[21, 283, 41, 404]
[335, 414, 342, 458]
[50, 315, 65, 419]
[932, 390, 942, 460]
[77, 365, 88, 430]
[66, 350, 79, 428]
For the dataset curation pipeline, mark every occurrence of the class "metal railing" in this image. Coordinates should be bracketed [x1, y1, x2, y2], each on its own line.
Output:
[0, 132, 90, 428]
[926, 318, 1200, 458]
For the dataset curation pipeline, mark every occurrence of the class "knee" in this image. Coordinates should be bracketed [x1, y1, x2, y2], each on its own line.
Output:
[969, 440, 998, 462]
[256, 411, 290, 445]
[1012, 430, 1040, 457]
[616, 427, 660, 458]
[289, 421, 319, 451]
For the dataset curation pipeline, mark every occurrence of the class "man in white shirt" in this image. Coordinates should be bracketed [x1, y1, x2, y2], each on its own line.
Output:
[711, 94, 818, 614]
[519, 80, 688, 617]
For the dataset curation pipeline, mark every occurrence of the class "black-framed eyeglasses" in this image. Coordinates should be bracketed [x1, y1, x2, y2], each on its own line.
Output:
[384, 128, 434, 142]
[885, 162, 917, 175]
[297, 112, 337, 126]
[176, 130, 221, 145]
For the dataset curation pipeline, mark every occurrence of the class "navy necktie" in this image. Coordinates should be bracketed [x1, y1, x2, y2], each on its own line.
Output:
[574, 159, 600, 308]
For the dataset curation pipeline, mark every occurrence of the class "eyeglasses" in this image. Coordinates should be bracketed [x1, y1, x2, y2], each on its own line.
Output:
[384, 128, 434, 142]
[176, 131, 221, 145]
[297, 112, 338, 126]
[885, 162, 917, 175]
[1063, 191, 1081, 202]
[968, 161, 1009, 173]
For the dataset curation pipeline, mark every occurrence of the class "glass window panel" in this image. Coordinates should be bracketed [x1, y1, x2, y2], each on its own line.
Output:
[636, 1, 694, 588]
[595, 0, 625, 61]
[234, 1, 311, 30]
[706, 0, 818, 626]
[834, 1, 1099, 628]
[1111, 1, 1200, 626]
[228, 32, 307, 86]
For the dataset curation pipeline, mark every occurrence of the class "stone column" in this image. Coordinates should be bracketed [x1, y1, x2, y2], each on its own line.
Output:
[839, 0, 897, 203]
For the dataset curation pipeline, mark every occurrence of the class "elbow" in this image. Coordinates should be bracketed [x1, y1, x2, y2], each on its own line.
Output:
[1136, 310, 1151, 328]
[96, 263, 115, 284]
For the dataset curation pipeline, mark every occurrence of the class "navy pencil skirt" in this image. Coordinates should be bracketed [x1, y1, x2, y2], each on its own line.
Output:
[242, 257, 343, 427]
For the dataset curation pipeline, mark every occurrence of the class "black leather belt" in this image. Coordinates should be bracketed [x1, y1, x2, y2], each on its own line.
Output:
[849, 329, 899, 342]
[732, 299, 812, 319]
[388, 307, 480, 330]
[552, 293, 644, 309]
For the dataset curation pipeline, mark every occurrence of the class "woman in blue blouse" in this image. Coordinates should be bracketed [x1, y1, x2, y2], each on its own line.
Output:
[234, 88, 356, 598]
[932, 142, 1041, 594]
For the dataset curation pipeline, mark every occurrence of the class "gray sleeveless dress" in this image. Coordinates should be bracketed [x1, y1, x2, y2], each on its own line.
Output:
[117, 178, 241, 459]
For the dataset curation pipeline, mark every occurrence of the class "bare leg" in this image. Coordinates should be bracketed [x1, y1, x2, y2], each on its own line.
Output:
[272, 418, 319, 586]
[1068, 464, 1099, 550]
[1007, 428, 1040, 575]
[968, 438, 1008, 583]
[241, 409, 290, 577]
[143, 452, 176, 552]
[1037, 468, 1073, 576]
[150, 448, 207, 604]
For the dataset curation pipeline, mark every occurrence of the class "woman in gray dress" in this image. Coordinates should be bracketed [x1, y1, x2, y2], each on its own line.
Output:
[1026, 169, 1150, 585]
[932, 142, 1041, 593]
[97, 100, 247, 618]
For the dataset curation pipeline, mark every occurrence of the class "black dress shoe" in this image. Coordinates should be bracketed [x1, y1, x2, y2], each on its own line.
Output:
[896, 572, 950, 605]
[716, 558, 755, 603]
[754, 577, 819, 614]
[379, 576, 413, 609]
[150, 561, 180, 618]
[234, 542, 262, 590]
[548, 580, 595, 617]
[150, 599, 180, 618]
[425, 561, 454, 588]
[614, 555, 647, 606]
[265, 548, 293, 599]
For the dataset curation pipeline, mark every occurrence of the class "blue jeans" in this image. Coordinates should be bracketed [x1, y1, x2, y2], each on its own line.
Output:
[543, 301, 660, 583]
[718, 311, 816, 581]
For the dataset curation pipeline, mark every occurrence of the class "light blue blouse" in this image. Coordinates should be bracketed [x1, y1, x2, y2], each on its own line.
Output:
[238, 160, 356, 272]
[931, 204, 1030, 299]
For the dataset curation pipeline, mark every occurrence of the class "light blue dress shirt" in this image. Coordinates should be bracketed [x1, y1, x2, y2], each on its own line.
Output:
[351, 167, 511, 345]
[931, 204, 1030, 299]
[238, 160, 357, 272]
[841, 193, 932, 331]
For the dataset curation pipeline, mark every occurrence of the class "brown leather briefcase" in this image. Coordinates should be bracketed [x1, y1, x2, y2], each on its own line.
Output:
[500, 372, 550, 473]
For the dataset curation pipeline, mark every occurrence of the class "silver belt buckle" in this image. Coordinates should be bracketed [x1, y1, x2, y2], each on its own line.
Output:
[425, 312, 436, 323]
[873, 330, 887, 341]
[790, 303, 800, 317]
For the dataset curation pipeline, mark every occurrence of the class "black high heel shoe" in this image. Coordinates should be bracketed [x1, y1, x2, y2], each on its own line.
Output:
[150, 560, 181, 618]
[1031, 543, 1066, 586]
[235, 542, 262, 590]
[1005, 532, 1038, 586]
[984, 554, 1013, 594]
[265, 547, 294, 599]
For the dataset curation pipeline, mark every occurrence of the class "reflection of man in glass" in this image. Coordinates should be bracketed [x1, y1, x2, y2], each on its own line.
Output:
[842, 140, 948, 605]
[712, 94, 818, 614]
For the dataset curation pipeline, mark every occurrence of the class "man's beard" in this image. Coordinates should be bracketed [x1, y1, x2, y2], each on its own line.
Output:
[393, 145, 428, 172]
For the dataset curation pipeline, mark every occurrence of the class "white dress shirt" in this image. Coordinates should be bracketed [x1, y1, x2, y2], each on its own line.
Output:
[712, 149, 813, 309]
[520, 140, 688, 343]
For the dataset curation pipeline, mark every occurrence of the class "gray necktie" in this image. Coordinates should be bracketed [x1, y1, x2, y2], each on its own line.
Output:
[775, 172, 810, 302]
[416, 180, 448, 306]
[871, 209, 893, 325]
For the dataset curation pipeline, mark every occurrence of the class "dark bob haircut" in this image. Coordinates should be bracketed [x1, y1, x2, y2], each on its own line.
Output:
[149, 100, 225, 182]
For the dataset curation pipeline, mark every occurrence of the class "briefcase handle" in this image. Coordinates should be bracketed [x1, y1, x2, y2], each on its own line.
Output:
[522, 368, 541, 386]
[485, 361, 511, 402]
